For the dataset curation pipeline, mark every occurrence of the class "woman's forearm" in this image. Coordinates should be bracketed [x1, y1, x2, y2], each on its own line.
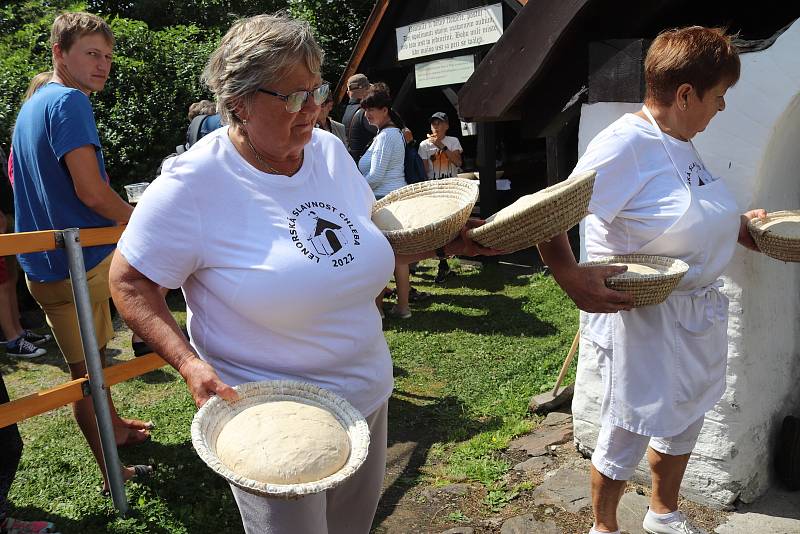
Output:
[108, 251, 198, 375]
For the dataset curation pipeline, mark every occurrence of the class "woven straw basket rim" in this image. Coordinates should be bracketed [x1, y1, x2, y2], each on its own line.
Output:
[747, 210, 800, 262]
[580, 254, 689, 307]
[465, 170, 596, 254]
[191, 380, 370, 498]
[372, 178, 478, 255]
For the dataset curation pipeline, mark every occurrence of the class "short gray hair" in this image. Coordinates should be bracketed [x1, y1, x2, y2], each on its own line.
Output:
[202, 14, 324, 128]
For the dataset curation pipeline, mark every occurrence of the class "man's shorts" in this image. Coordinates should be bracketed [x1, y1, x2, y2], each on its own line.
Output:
[0, 257, 8, 285]
[26, 252, 114, 365]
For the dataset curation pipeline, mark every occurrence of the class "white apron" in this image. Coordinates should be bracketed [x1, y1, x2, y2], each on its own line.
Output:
[587, 106, 740, 437]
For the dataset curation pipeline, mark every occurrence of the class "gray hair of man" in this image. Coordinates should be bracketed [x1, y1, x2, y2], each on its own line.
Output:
[201, 13, 324, 129]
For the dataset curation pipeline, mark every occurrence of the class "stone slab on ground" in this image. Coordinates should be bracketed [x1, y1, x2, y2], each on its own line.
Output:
[529, 384, 574, 414]
[500, 514, 561, 534]
[440, 528, 474, 534]
[421, 483, 472, 501]
[542, 412, 572, 427]
[617, 491, 650, 534]
[714, 486, 800, 534]
[509, 426, 574, 456]
[531, 467, 592, 513]
[514, 455, 555, 474]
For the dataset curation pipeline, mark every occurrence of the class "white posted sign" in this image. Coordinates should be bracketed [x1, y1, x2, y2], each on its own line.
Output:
[415, 55, 475, 88]
[395, 4, 503, 61]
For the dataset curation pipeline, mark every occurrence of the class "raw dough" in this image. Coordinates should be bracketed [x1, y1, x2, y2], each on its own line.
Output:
[763, 218, 800, 238]
[373, 196, 462, 231]
[609, 262, 669, 278]
[216, 401, 350, 484]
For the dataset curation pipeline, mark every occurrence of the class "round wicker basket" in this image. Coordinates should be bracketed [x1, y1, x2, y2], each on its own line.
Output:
[580, 254, 689, 308]
[372, 178, 479, 255]
[747, 210, 800, 262]
[466, 170, 595, 253]
[191, 380, 370, 499]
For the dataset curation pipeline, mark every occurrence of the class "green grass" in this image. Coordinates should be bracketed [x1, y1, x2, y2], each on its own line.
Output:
[2, 260, 578, 532]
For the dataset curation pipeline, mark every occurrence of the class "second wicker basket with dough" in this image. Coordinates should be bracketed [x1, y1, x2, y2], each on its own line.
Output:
[372, 178, 479, 255]
[466, 170, 596, 253]
[580, 254, 690, 308]
[747, 210, 800, 262]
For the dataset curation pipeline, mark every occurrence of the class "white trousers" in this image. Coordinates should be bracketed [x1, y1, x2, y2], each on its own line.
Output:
[229, 401, 388, 534]
[591, 415, 704, 480]
[590, 340, 704, 480]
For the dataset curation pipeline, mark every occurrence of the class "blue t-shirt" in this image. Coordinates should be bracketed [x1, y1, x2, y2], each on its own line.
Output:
[12, 82, 115, 282]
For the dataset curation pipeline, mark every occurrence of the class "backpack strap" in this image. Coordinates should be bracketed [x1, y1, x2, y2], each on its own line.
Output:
[185, 114, 208, 149]
[347, 107, 362, 139]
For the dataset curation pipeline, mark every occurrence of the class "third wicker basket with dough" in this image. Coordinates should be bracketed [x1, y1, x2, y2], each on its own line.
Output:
[465, 170, 596, 253]
[580, 254, 690, 308]
[372, 178, 479, 255]
[747, 210, 800, 262]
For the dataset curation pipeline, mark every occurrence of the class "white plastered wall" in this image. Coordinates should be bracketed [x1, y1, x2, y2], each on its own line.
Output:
[572, 19, 800, 508]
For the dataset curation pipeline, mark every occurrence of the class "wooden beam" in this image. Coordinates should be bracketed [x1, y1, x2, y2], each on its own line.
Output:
[79, 225, 126, 248]
[459, 0, 591, 122]
[0, 353, 167, 429]
[335, 0, 391, 104]
[0, 225, 125, 256]
[0, 230, 56, 256]
[503, 0, 524, 14]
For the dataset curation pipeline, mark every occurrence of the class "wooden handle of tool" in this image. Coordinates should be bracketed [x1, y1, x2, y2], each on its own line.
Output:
[552, 329, 580, 396]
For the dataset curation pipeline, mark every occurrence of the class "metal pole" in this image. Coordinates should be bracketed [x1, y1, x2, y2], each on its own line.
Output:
[61, 228, 129, 516]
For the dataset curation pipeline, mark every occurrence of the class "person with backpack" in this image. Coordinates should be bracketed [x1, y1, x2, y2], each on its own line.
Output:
[342, 74, 377, 161]
[357, 83, 413, 318]
[178, 100, 222, 154]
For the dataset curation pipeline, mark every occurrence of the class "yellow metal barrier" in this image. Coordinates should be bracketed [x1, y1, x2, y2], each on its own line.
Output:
[0, 225, 167, 428]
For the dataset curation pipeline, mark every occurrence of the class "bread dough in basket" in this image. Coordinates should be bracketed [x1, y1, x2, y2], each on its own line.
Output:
[763, 219, 800, 238]
[216, 401, 350, 484]
[373, 197, 463, 231]
[609, 262, 669, 278]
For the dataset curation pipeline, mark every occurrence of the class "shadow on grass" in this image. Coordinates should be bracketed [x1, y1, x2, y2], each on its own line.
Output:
[413, 261, 538, 293]
[384, 292, 558, 337]
[132, 368, 178, 384]
[373, 386, 502, 528]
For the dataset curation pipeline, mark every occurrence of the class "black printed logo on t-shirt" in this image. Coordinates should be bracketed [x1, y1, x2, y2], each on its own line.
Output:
[287, 201, 362, 267]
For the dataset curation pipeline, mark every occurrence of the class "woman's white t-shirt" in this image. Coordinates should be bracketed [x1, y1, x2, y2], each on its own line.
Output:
[118, 128, 396, 416]
[573, 113, 715, 259]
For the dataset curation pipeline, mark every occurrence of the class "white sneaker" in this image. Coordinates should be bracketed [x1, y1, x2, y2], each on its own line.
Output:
[643, 511, 708, 534]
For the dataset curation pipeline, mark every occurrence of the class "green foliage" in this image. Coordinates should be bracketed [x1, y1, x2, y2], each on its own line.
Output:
[0, 0, 374, 184]
[483, 482, 520, 513]
[288, 0, 375, 83]
[87, 0, 289, 31]
[93, 19, 222, 182]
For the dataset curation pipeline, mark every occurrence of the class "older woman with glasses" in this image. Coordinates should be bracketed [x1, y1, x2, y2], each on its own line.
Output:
[109, 14, 497, 534]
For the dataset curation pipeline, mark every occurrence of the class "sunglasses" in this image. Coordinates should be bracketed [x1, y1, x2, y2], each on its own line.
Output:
[257, 83, 330, 113]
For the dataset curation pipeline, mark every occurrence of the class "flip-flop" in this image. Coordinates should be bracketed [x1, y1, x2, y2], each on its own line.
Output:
[115, 427, 151, 448]
[1, 517, 59, 533]
[122, 418, 156, 431]
[100, 464, 155, 496]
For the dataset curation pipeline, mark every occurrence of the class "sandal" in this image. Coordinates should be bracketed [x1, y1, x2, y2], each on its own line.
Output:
[0, 517, 58, 533]
[100, 464, 155, 496]
[132, 341, 153, 357]
[115, 426, 150, 448]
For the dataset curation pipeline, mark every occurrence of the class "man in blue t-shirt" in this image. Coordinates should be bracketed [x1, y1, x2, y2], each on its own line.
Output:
[11, 12, 153, 495]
